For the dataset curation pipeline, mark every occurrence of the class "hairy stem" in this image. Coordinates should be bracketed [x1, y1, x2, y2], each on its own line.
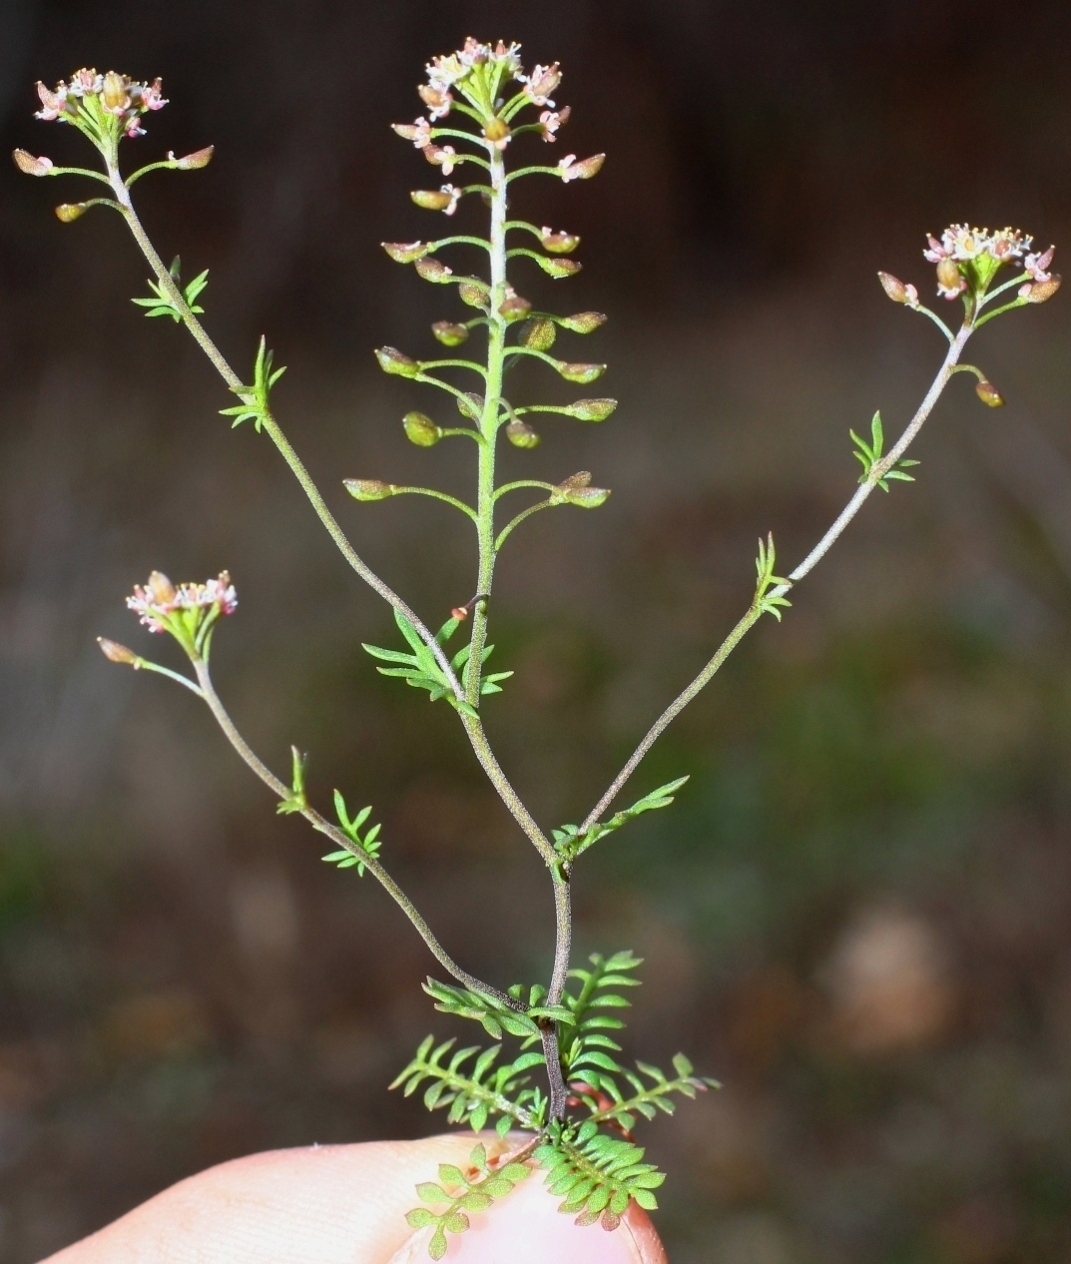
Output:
[106, 166, 463, 699]
[189, 656, 522, 1012]
[580, 322, 972, 833]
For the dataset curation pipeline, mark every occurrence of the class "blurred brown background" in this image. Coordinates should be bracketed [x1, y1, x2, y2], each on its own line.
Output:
[3, 1, 1071, 1260]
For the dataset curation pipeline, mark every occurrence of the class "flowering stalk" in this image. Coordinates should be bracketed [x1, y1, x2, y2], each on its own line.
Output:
[19, 55, 1060, 1255]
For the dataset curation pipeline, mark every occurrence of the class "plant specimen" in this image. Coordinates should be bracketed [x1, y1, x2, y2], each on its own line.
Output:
[15, 43, 1060, 1257]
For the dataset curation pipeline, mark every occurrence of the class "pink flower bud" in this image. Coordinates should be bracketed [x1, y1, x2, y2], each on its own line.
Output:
[54, 202, 87, 223]
[432, 321, 469, 346]
[559, 311, 607, 334]
[12, 149, 54, 176]
[97, 637, 139, 665]
[878, 272, 910, 303]
[343, 479, 395, 501]
[975, 380, 1004, 407]
[558, 362, 606, 384]
[403, 411, 442, 446]
[559, 154, 605, 182]
[382, 241, 430, 264]
[375, 346, 421, 377]
[505, 421, 540, 448]
[171, 145, 214, 170]
[417, 84, 452, 119]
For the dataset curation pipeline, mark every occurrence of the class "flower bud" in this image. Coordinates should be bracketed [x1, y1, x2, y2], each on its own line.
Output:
[102, 71, 129, 111]
[393, 122, 425, 142]
[560, 153, 605, 182]
[559, 311, 607, 334]
[484, 117, 511, 148]
[97, 637, 139, 665]
[411, 189, 454, 211]
[535, 256, 582, 278]
[878, 271, 910, 302]
[418, 84, 451, 116]
[518, 318, 557, 351]
[505, 421, 540, 449]
[148, 571, 177, 604]
[567, 397, 617, 422]
[558, 362, 606, 384]
[403, 411, 442, 446]
[432, 320, 469, 346]
[344, 478, 395, 501]
[382, 240, 430, 264]
[540, 227, 580, 254]
[975, 380, 1004, 407]
[415, 256, 454, 283]
[12, 149, 54, 176]
[171, 145, 214, 170]
[499, 294, 532, 321]
[458, 284, 488, 309]
[1020, 276, 1061, 304]
[456, 392, 484, 420]
[375, 346, 421, 377]
[55, 202, 87, 222]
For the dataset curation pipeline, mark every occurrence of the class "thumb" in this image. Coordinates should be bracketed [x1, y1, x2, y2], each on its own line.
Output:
[41, 1132, 668, 1264]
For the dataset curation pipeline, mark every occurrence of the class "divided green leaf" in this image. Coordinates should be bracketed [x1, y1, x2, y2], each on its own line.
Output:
[321, 789, 381, 876]
[131, 255, 209, 322]
[219, 335, 287, 431]
[753, 531, 792, 621]
[552, 776, 689, 862]
[850, 410, 920, 491]
[276, 744, 308, 815]
[534, 1123, 666, 1231]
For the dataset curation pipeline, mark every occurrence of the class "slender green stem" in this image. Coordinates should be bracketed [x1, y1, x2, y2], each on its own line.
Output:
[133, 658, 204, 696]
[496, 499, 555, 548]
[419, 358, 488, 378]
[389, 486, 478, 521]
[506, 165, 563, 183]
[432, 234, 492, 252]
[579, 322, 973, 834]
[47, 164, 112, 184]
[106, 164, 465, 701]
[189, 655, 522, 1011]
[494, 479, 558, 500]
[126, 160, 181, 185]
[913, 304, 954, 342]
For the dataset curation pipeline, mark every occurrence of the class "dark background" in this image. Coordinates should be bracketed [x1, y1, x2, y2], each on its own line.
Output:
[3, 2, 1071, 1261]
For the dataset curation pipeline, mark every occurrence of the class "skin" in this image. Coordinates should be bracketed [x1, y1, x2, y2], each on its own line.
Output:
[42, 1134, 669, 1264]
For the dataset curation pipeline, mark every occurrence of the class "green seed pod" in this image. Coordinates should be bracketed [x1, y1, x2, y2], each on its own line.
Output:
[375, 346, 421, 377]
[518, 318, 557, 351]
[1022, 277, 1061, 304]
[382, 241, 430, 263]
[415, 257, 454, 284]
[457, 392, 484, 420]
[432, 321, 470, 346]
[173, 146, 214, 170]
[484, 118, 511, 146]
[55, 202, 87, 222]
[458, 283, 488, 308]
[13, 149, 54, 176]
[975, 380, 1004, 407]
[403, 411, 442, 446]
[558, 311, 607, 333]
[540, 228, 581, 254]
[499, 294, 532, 321]
[535, 256, 582, 278]
[563, 485, 610, 508]
[505, 421, 540, 449]
[567, 398, 617, 422]
[558, 362, 606, 384]
[344, 479, 395, 501]
[411, 189, 453, 211]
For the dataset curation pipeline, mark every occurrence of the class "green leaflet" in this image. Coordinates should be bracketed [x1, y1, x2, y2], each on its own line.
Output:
[390, 1035, 546, 1133]
[850, 410, 920, 491]
[552, 777, 689, 862]
[131, 255, 208, 323]
[534, 1122, 665, 1230]
[362, 609, 512, 715]
[276, 745, 308, 815]
[753, 532, 792, 621]
[219, 336, 286, 431]
[320, 789, 382, 876]
[556, 950, 641, 1082]
[569, 1054, 720, 1135]
[404, 1143, 531, 1259]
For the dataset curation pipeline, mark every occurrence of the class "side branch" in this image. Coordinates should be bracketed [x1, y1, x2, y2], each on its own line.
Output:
[190, 657, 523, 1012]
[579, 323, 972, 833]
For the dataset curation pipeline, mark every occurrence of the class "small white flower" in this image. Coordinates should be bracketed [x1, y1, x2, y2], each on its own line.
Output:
[440, 184, 461, 216]
[1025, 246, 1055, 282]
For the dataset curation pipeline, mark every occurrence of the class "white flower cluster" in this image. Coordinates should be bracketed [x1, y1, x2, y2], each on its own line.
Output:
[127, 571, 237, 633]
[35, 69, 166, 138]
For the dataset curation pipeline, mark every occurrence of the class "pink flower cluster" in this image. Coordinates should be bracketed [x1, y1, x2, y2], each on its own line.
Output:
[35, 69, 166, 138]
[426, 39, 524, 92]
[922, 225, 1054, 300]
[127, 571, 237, 633]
